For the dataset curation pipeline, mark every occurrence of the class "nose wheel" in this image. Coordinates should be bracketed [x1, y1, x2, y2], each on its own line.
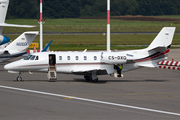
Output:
[16, 76, 22, 81]
[16, 72, 23, 81]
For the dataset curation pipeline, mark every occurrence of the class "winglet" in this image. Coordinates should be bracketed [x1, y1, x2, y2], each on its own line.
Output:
[83, 49, 87, 52]
[42, 40, 53, 52]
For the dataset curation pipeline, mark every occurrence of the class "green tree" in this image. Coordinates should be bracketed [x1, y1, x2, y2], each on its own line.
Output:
[111, 0, 138, 16]
[162, 0, 180, 15]
[79, 0, 99, 17]
[44, 0, 81, 18]
[136, 0, 180, 15]
[7, 0, 38, 19]
[6, 0, 180, 19]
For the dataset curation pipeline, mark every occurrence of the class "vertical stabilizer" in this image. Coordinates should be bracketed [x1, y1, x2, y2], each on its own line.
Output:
[0, 0, 9, 34]
[5, 31, 39, 54]
[0, 0, 35, 35]
[147, 27, 176, 50]
[0, 0, 9, 23]
[137, 27, 176, 68]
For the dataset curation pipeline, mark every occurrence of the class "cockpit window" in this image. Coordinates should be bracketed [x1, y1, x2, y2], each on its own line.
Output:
[30, 56, 36, 60]
[24, 55, 38, 60]
[24, 55, 32, 60]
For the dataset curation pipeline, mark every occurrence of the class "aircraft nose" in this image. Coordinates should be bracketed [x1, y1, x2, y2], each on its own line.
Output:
[4, 63, 14, 70]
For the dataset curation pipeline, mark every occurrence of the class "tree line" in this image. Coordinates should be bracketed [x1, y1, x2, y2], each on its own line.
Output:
[7, 0, 180, 19]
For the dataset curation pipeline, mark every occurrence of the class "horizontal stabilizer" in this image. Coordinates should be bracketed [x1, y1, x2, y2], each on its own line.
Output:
[138, 63, 157, 68]
[148, 46, 168, 53]
[0, 23, 35, 28]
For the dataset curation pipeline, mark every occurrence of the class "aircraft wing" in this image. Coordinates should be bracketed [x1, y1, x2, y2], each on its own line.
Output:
[72, 68, 104, 73]
[71, 64, 114, 75]
[0, 51, 27, 58]
[72, 68, 108, 75]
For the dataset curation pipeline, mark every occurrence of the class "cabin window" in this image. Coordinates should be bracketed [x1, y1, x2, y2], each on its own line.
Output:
[94, 56, 97, 60]
[24, 55, 32, 60]
[76, 56, 78, 60]
[84, 56, 87, 60]
[59, 56, 62, 60]
[30, 56, 36, 60]
[67, 56, 70, 60]
[35, 56, 39, 60]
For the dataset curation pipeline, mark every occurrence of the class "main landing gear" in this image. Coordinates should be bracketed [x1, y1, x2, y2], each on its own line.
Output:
[16, 72, 23, 81]
[84, 71, 98, 82]
[84, 75, 99, 82]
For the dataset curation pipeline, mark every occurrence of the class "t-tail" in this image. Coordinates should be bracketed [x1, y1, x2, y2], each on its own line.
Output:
[0, 0, 35, 46]
[0, 0, 35, 33]
[135, 27, 176, 68]
[4, 31, 39, 54]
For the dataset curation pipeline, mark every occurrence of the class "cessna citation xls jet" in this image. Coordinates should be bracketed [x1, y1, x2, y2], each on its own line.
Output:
[4, 27, 175, 82]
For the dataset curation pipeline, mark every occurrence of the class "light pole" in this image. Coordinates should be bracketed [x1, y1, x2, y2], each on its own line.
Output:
[107, 0, 110, 52]
[38, 0, 45, 51]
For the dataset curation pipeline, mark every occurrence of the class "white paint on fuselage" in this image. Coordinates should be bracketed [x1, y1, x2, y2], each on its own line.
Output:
[4, 50, 145, 74]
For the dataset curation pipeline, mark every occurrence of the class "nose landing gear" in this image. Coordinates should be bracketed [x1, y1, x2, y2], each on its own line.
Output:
[16, 72, 23, 82]
[16, 76, 22, 81]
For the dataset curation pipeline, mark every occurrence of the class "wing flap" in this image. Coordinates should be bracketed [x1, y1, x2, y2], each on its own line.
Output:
[72, 68, 105, 73]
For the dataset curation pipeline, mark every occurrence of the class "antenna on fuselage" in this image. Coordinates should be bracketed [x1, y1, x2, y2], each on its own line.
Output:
[107, 0, 111, 52]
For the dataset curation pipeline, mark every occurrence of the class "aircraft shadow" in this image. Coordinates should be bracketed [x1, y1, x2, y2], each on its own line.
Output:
[73, 78, 167, 84]
[3, 79, 167, 83]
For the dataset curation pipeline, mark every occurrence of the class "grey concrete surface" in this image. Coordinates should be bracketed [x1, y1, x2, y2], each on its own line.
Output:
[0, 49, 180, 120]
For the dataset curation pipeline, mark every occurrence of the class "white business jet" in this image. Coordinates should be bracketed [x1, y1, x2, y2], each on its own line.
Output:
[0, 0, 34, 47]
[0, 31, 39, 62]
[4, 27, 175, 82]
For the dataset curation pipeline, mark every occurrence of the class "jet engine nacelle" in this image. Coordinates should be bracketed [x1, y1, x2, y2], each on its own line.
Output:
[0, 35, 10, 46]
[102, 52, 127, 64]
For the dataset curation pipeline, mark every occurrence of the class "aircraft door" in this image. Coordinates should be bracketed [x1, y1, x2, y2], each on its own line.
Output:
[48, 54, 57, 81]
[49, 54, 56, 66]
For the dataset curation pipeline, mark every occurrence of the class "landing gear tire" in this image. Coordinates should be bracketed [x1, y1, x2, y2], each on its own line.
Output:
[17, 77, 22, 81]
[84, 75, 98, 82]
[84, 76, 91, 81]
[92, 78, 98, 82]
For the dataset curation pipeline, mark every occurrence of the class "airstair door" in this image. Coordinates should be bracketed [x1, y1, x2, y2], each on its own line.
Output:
[48, 54, 57, 80]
